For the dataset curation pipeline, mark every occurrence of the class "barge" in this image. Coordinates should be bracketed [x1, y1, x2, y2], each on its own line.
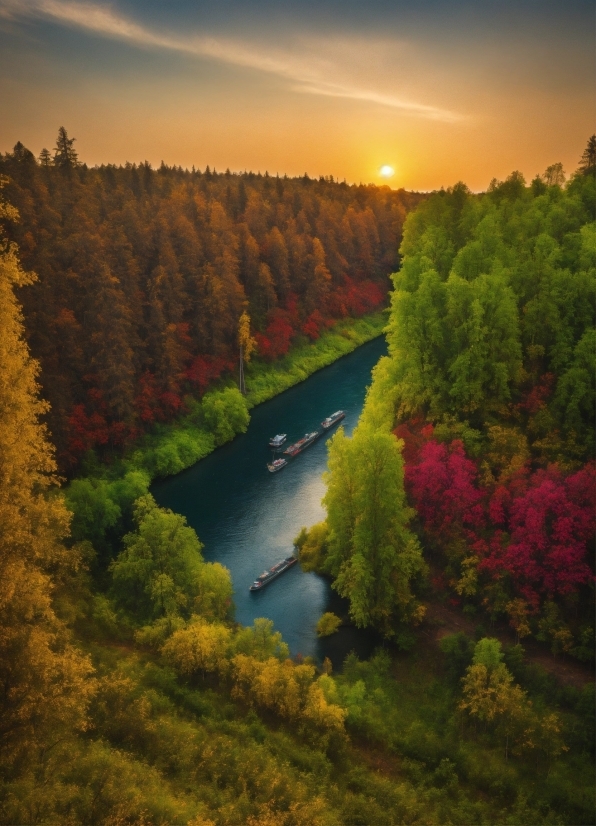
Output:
[249, 556, 298, 591]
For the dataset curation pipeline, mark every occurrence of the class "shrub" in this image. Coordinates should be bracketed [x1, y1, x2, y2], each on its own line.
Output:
[317, 613, 342, 637]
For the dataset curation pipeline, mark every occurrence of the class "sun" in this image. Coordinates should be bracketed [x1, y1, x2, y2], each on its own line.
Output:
[379, 165, 394, 178]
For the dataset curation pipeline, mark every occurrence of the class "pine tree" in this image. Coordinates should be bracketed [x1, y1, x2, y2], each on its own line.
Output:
[38, 147, 52, 167]
[578, 134, 596, 175]
[53, 126, 79, 170]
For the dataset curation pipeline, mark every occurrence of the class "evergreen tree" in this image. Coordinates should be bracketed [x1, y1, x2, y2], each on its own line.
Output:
[89, 264, 136, 423]
[53, 126, 79, 170]
[578, 134, 596, 175]
[38, 147, 52, 167]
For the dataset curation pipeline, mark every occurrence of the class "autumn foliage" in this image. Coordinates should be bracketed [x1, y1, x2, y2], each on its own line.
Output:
[0, 136, 422, 469]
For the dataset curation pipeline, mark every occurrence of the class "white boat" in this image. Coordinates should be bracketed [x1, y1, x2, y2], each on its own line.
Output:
[267, 458, 287, 473]
[321, 410, 345, 429]
[249, 556, 297, 591]
[269, 434, 287, 448]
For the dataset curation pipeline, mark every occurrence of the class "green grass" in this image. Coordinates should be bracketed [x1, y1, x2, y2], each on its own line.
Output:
[245, 312, 388, 408]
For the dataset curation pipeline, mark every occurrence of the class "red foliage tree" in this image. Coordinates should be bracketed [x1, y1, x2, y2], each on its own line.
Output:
[517, 372, 556, 415]
[257, 309, 294, 360]
[404, 439, 485, 540]
[66, 403, 110, 459]
[340, 277, 384, 317]
[394, 417, 434, 465]
[302, 310, 326, 341]
[482, 463, 595, 605]
[134, 371, 163, 425]
[185, 355, 231, 395]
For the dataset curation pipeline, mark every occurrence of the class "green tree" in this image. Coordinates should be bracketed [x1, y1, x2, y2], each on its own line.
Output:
[111, 494, 231, 623]
[578, 134, 596, 175]
[460, 638, 568, 764]
[324, 423, 425, 636]
[232, 617, 290, 661]
[388, 268, 450, 417]
[294, 521, 329, 572]
[201, 386, 250, 446]
[445, 272, 522, 415]
[193, 560, 233, 621]
[66, 477, 121, 551]
[316, 613, 342, 637]
[542, 162, 565, 187]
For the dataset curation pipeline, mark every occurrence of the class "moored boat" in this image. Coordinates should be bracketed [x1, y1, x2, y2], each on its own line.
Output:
[321, 410, 345, 429]
[249, 556, 298, 591]
[269, 433, 287, 448]
[267, 458, 287, 473]
[283, 431, 319, 456]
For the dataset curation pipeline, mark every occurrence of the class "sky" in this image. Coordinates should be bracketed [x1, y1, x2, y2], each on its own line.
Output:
[0, 0, 594, 190]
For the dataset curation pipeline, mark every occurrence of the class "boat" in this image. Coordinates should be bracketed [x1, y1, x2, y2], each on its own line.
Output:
[321, 410, 345, 430]
[283, 431, 319, 456]
[249, 556, 298, 591]
[267, 458, 287, 473]
[269, 433, 287, 448]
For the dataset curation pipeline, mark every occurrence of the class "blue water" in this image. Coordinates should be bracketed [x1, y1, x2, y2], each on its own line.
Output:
[152, 336, 387, 664]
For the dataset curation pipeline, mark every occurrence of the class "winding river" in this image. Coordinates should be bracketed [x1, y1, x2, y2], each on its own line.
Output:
[152, 336, 386, 665]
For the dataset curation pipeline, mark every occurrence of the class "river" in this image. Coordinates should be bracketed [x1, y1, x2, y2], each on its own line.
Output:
[152, 335, 386, 665]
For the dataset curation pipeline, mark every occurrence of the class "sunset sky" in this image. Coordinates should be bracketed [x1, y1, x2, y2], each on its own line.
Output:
[0, 0, 593, 190]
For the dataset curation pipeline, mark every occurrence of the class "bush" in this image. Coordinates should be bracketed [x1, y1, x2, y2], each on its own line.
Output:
[295, 521, 329, 572]
[201, 387, 249, 446]
[317, 612, 342, 637]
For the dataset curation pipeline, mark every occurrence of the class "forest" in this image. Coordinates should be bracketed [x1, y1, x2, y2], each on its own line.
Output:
[0, 129, 421, 472]
[0, 136, 594, 825]
[305, 144, 596, 659]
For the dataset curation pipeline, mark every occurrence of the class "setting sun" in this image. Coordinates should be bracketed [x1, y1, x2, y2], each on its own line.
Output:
[380, 165, 395, 178]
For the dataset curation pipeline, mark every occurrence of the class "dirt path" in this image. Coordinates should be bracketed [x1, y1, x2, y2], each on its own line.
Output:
[424, 601, 593, 691]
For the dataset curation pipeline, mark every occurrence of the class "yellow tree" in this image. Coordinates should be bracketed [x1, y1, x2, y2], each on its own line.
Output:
[238, 309, 257, 394]
[162, 618, 231, 679]
[0, 184, 94, 771]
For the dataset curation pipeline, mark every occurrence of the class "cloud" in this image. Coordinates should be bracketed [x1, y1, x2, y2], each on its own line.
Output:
[0, 0, 463, 122]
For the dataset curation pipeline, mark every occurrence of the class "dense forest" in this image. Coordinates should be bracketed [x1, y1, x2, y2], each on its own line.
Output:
[305, 143, 596, 661]
[0, 139, 594, 825]
[0, 129, 422, 471]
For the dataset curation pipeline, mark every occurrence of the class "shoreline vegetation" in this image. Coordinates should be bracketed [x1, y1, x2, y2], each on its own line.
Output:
[65, 311, 387, 554]
[245, 311, 387, 408]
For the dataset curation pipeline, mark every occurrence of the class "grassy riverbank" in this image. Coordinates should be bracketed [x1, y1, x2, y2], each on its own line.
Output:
[245, 312, 387, 407]
[65, 312, 387, 554]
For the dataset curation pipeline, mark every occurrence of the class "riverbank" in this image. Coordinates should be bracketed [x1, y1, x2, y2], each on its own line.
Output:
[65, 312, 387, 547]
[244, 312, 387, 408]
